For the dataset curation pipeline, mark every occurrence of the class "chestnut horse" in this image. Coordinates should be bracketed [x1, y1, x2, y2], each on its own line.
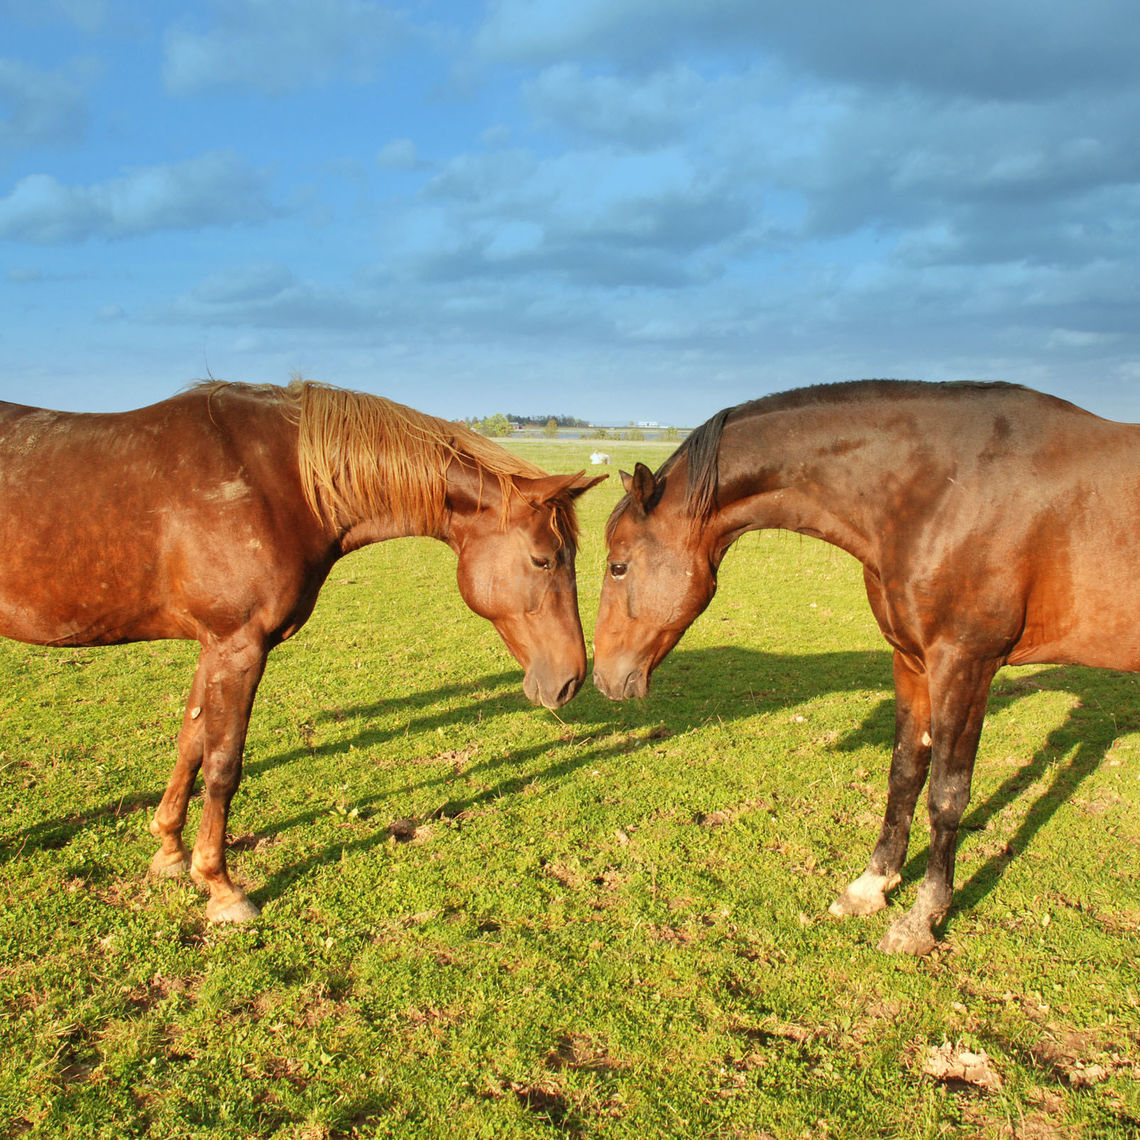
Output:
[595, 380, 1138, 955]
[0, 380, 603, 921]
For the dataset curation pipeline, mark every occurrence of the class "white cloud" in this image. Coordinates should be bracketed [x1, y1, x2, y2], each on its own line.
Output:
[0, 152, 275, 243]
[191, 260, 296, 305]
[401, 140, 754, 289]
[478, 0, 1140, 99]
[163, 0, 408, 95]
[0, 0, 109, 33]
[376, 139, 429, 171]
[0, 58, 87, 148]
[159, 268, 379, 331]
[525, 63, 703, 148]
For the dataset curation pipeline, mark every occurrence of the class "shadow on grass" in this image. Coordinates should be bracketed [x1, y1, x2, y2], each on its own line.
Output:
[0, 666, 526, 865]
[4, 646, 1137, 933]
[833, 662, 1140, 931]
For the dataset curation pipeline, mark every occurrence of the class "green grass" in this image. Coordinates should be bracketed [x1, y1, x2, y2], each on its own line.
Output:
[1, 439, 1138, 1138]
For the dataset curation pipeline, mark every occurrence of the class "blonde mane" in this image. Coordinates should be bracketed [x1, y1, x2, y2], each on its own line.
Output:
[199, 380, 561, 538]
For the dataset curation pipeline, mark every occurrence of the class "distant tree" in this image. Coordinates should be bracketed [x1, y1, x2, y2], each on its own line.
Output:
[543, 417, 559, 438]
[628, 428, 646, 441]
[663, 426, 680, 442]
[589, 427, 611, 440]
[504, 413, 590, 428]
[476, 413, 510, 437]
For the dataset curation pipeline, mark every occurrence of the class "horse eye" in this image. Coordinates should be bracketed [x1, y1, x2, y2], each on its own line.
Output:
[609, 562, 628, 579]
[531, 556, 552, 570]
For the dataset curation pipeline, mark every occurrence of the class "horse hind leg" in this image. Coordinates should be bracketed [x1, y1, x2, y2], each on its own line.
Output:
[186, 636, 268, 922]
[830, 652, 931, 918]
[149, 661, 208, 878]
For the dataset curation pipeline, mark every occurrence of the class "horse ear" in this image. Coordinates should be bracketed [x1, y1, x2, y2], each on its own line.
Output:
[565, 471, 608, 500]
[515, 470, 606, 507]
[625, 461, 661, 517]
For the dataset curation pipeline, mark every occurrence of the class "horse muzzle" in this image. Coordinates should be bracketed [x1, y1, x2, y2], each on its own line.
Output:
[523, 668, 584, 709]
[592, 662, 649, 701]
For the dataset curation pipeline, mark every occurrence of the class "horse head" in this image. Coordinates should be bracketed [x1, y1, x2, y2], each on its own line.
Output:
[451, 468, 606, 709]
[593, 461, 720, 700]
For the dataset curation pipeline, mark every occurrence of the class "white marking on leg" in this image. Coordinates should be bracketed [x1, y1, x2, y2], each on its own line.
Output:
[829, 869, 901, 917]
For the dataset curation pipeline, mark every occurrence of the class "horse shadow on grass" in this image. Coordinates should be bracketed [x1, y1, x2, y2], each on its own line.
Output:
[240, 647, 1138, 926]
[4, 646, 1137, 932]
[0, 666, 527, 866]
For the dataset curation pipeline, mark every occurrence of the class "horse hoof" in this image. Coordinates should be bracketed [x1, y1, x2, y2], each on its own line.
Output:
[828, 870, 899, 917]
[829, 888, 887, 918]
[877, 918, 936, 957]
[206, 895, 261, 923]
[150, 851, 191, 878]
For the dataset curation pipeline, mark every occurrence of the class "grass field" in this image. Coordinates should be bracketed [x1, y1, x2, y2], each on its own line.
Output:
[1, 438, 1138, 1138]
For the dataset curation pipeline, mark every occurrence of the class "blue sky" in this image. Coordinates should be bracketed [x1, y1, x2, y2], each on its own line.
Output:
[4, 1, 1140, 426]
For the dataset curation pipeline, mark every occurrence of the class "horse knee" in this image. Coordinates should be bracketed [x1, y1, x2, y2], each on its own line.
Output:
[201, 755, 242, 800]
[928, 779, 971, 831]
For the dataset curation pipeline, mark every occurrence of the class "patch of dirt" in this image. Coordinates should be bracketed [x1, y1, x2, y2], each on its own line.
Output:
[545, 1032, 623, 1073]
[227, 831, 278, 852]
[508, 1082, 576, 1129]
[482, 1074, 624, 1132]
[386, 817, 430, 843]
[415, 744, 477, 773]
[402, 1004, 461, 1029]
[645, 923, 696, 944]
[543, 861, 584, 888]
[694, 795, 772, 829]
[124, 973, 188, 1011]
[920, 1039, 1003, 1093]
[958, 1096, 1069, 1140]
[730, 1015, 817, 1047]
[1026, 1025, 1137, 1087]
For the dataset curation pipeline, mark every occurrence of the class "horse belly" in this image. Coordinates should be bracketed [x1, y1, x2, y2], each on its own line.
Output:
[1009, 538, 1140, 671]
[0, 444, 187, 646]
[0, 506, 173, 646]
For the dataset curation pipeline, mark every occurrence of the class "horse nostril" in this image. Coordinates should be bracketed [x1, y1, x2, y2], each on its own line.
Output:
[555, 675, 579, 706]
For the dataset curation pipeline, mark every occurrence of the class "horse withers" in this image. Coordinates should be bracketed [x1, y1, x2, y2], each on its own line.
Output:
[594, 380, 1138, 955]
[0, 380, 604, 922]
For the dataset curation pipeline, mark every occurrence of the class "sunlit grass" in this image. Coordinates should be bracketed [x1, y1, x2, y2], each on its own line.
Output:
[1, 440, 1137, 1137]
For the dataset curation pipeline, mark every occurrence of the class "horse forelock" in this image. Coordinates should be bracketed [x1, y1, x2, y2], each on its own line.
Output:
[605, 404, 734, 541]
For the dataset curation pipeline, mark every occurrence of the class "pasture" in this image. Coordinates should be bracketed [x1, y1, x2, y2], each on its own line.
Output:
[1, 438, 1137, 1138]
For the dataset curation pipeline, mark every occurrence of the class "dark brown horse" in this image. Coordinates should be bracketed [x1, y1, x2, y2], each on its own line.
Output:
[594, 380, 1138, 955]
[0, 380, 603, 922]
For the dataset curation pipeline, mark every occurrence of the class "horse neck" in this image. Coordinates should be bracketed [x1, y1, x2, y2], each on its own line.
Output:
[342, 455, 509, 554]
[707, 405, 896, 568]
[337, 510, 432, 554]
[437, 458, 511, 551]
[332, 465, 453, 554]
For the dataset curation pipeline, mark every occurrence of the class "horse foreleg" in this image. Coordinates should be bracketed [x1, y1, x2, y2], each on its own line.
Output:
[877, 650, 996, 955]
[149, 657, 207, 877]
[186, 636, 267, 923]
[830, 652, 931, 917]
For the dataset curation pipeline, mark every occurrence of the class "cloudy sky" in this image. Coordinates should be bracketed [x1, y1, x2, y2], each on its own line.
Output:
[4, 1, 1140, 426]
